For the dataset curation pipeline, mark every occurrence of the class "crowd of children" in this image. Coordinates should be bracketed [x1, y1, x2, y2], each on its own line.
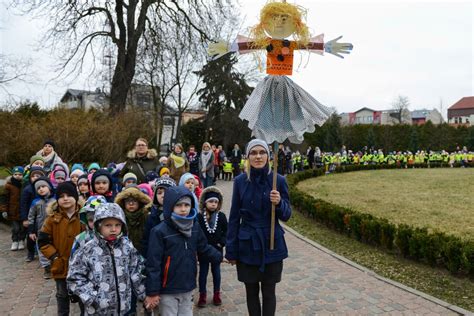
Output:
[0, 140, 231, 316]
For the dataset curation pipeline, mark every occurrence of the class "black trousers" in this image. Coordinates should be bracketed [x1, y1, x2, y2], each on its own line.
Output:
[244, 282, 277, 316]
[55, 279, 70, 316]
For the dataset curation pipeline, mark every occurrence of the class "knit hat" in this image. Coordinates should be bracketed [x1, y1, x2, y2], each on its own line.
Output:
[43, 139, 55, 149]
[56, 181, 79, 201]
[88, 162, 100, 173]
[33, 176, 53, 193]
[70, 169, 85, 178]
[94, 175, 110, 184]
[155, 177, 176, 189]
[12, 166, 24, 175]
[246, 139, 270, 156]
[123, 172, 137, 184]
[145, 170, 159, 183]
[176, 196, 192, 206]
[29, 155, 45, 165]
[77, 174, 89, 186]
[29, 166, 45, 178]
[71, 163, 84, 173]
[54, 170, 66, 179]
[159, 167, 170, 176]
[204, 191, 221, 204]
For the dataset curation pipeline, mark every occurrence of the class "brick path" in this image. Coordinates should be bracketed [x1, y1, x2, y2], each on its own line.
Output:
[0, 179, 468, 315]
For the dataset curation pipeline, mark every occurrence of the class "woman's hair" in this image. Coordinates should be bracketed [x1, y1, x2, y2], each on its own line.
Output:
[244, 154, 271, 181]
[135, 138, 148, 146]
[174, 143, 183, 152]
[202, 142, 211, 150]
[250, 1, 310, 49]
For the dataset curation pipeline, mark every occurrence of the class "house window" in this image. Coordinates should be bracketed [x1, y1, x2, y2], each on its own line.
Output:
[454, 117, 458, 124]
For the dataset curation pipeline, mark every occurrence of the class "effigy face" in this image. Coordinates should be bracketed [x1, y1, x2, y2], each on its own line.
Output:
[263, 13, 296, 39]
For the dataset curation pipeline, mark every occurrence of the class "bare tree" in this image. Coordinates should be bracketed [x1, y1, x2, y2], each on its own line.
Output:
[11, 0, 234, 114]
[0, 54, 31, 99]
[390, 95, 411, 124]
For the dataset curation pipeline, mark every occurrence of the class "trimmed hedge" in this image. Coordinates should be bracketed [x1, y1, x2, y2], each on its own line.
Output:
[287, 164, 474, 275]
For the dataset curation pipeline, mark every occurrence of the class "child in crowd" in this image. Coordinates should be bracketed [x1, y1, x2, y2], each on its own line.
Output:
[107, 162, 122, 195]
[51, 168, 67, 188]
[77, 174, 90, 206]
[145, 170, 159, 187]
[70, 168, 84, 186]
[22, 155, 45, 186]
[38, 182, 83, 315]
[20, 166, 46, 262]
[122, 172, 138, 188]
[67, 203, 146, 316]
[158, 166, 171, 178]
[179, 172, 200, 211]
[0, 166, 25, 251]
[137, 182, 154, 199]
[197, 186, 228, 307]
[193, 174, 203, 200]
[115, 186, 152, 315]
[222, 159, 233, 181]
[144, 186, 222, 315]
[91, 169, 115, 202]
[141, 177, 176, 258]
[28, 177, 56, 278]
[87, 163, 100, 174]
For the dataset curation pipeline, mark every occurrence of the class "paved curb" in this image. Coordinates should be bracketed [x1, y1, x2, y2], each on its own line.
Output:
[282, 223, 473, 316]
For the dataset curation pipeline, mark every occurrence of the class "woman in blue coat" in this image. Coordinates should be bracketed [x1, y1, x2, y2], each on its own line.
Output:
[226, 139, 292, 316]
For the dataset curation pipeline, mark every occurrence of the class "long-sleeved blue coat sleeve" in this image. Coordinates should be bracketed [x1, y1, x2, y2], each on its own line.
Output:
[225, 179, 242, 261]
[145, 227, 165, 296]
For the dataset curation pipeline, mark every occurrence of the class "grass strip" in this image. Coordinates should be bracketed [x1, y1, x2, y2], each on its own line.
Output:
[287, 210, 474, 311]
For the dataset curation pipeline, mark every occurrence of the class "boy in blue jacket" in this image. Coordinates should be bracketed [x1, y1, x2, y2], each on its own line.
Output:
[144, 186, 222, 315]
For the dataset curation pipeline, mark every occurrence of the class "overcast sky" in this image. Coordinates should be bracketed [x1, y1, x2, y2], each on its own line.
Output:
[1, 0, 472, 117]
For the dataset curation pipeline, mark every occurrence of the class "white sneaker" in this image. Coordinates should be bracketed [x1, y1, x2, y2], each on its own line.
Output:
[17, 240, 25, 250]
[10, 242, 19, 251]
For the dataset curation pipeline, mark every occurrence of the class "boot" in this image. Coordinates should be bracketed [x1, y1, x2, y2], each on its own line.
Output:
[18, 240, 25, 250]
[197, 293, 207, 308]
[213, 291, 222, 306]
[10, 241, 19, 251]
[43, 266, 51, 279]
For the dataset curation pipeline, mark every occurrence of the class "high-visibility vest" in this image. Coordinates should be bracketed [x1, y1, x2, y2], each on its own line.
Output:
[223, 162, 233, 173]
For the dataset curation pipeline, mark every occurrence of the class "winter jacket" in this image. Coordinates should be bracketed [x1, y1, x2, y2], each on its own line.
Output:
[225, 166, 291, 272]
[38, 201, 82, 279]
[145, 186, 222, 296]
[120, 149, 160, 184]
[197, 186, 227, 253]
[198, 151, 215, 178]
[187, 151, 200, 175]
[141, 204, 164, 258]
[0, 176, 22, 221]
[114, 187, 152, 254]
[19, 184, 36, 221]
[67, 203, 146, 316]
[27, 195, 56, 234]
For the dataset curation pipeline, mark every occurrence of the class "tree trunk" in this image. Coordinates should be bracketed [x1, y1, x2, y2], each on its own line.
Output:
[109, 52, 136, 114]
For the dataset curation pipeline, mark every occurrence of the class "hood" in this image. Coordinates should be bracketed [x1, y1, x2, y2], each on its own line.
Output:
[126, 148, 158, 160]
[199, 186, 223, 211]
[51, 162, 70, 178]
[91, 169, 113, 194]
[93, 202, 128, 236]
[163, 186, 196, 221]
[46, 200, 74, 216]
[114, 187, 152, 210]
[178, 172, 195, 187]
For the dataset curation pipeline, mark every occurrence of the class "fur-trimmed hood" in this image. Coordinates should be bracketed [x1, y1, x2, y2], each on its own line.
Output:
[115, 187, 153, 210]
[46, 200, 79, 216]
[199, 186, 223, 211]
[126, 148, 158, 160]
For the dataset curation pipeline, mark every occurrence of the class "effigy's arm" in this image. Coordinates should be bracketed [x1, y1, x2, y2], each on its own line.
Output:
[298, 33, 354, 58]
[208, 35, 259, 59]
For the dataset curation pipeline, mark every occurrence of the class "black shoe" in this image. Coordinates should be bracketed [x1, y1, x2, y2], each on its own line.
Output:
[25, 255, 34, 262]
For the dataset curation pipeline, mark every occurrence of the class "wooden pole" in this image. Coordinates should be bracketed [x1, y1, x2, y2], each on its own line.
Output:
[270, 141, 278, 250]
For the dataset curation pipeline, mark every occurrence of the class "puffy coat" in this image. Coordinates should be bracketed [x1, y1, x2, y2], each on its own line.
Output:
[67, 203, 146, 316]
[38, 201, 82, 279]
[225, 166, 291, 272]
[0, 176, 22, 221]
[120, 149, 160, 184]
[145, 186, 222, 296]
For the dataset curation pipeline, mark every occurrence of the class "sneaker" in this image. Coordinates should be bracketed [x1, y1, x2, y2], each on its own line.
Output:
[213, 291, 222, 306]
[43, 267, 51, 279]
[10, 242, 19, 251]
[197, 293, 207, 308]
[25, 254, 34, 262]
[17, 240, 25, 250]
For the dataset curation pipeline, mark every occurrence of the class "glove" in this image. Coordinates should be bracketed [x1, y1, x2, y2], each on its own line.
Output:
[324, 36, 354, 58]
[2, 212, 7, 219]
[208, 41, 231, 59]
[69, 294, 81, 303]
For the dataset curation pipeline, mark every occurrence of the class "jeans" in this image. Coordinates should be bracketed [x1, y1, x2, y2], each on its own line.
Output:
[11, 220, 26, 242]
[55, 279, 70, 316]
[201, 175, 213, 188]
[36, 240, 50, 268]
[199, 259, 221, 293]
[159, 291, 193, 316]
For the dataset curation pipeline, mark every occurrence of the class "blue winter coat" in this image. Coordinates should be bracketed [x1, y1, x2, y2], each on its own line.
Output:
[20, 184, 36, 221]
[145, 186, 222, 296]
[141, 204, 164, 258]
[225, 166, 291, 271]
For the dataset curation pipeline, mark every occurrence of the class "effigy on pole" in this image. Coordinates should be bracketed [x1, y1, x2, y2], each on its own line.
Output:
[208, 0, 353, 249]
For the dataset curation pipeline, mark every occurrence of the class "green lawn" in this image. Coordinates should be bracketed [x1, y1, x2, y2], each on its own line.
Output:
[297, 168, 474, 241]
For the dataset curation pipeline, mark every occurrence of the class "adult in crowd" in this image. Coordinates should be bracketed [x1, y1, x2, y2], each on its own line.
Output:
[307, 146, 315, 169]
[166, 143, 189, 183]
[218, 145, 226, 180]
[187, 145, 200, 176]
[199, 142, 215, 188]
[120, 138, 160, 184]
[230, 143, 242, 178]
[277, 144, 286, 175]
[226, 139, 292, 316]
[36, 140, 64, 173]
[212, 145, 221, 183]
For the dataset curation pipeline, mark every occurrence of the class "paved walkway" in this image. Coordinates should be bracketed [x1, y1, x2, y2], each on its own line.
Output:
[0, 179, 469, 315]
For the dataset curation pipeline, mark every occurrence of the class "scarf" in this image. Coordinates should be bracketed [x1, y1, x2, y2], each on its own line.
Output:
[171, 210, 196, 237]
[124, 209, 146, 252]
[250, 165, 269, 185]
[170, 153, 186, 169]
[200, 150, 212, 170]
[37, 149, 56, 164]
[11, 177, 22, 189]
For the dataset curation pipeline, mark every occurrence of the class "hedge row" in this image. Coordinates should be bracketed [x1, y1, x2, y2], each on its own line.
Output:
[287, 164, 474, 275]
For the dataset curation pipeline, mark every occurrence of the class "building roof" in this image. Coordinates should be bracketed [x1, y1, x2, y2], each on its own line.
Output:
[354, 107, 375, 113]
[448, 97, 474, 110]
[60, 88, 104, 102]
[411, 109, 430, 119]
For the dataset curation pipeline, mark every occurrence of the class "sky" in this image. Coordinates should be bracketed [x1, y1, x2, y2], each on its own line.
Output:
[0, 0, 472, 117]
